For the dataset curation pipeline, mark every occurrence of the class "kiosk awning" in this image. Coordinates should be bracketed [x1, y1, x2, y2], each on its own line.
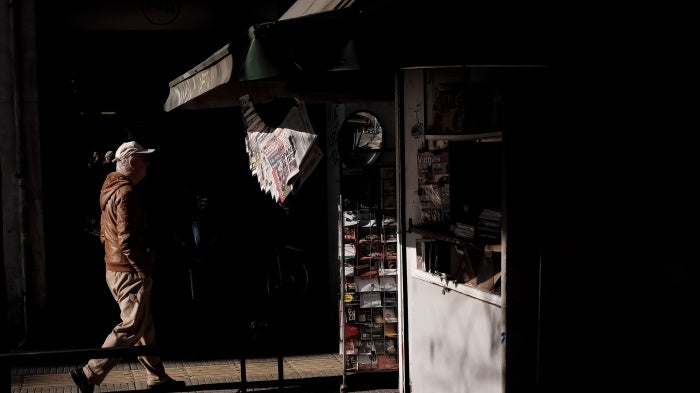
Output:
[164, 0, 380, 112]
[163, 0, 552, 111]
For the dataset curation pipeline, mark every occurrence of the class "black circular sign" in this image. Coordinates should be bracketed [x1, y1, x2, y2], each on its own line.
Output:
[141, 0, 181, 26]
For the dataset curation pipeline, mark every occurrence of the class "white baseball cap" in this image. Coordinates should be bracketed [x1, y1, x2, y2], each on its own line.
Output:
[113, 141, 155, 162]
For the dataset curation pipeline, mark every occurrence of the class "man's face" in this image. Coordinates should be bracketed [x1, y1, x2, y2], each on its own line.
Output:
[130, 154, 150, 184]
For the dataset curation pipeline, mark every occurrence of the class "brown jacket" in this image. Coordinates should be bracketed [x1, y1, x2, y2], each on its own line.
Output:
[99, 172, 153, 276]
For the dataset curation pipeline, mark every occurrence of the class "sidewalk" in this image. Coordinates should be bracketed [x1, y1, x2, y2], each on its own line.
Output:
[10, 353, 399, 393]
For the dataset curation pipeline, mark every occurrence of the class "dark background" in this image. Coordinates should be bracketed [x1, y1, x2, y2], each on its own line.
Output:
[33, 0, 338, 355]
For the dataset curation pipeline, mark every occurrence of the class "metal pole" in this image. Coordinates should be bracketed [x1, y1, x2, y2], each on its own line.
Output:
[338, 193, 348, 393]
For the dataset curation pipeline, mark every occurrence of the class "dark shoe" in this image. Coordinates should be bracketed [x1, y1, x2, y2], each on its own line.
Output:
[147, 379, 186, 391]
[69, 368, 94, 393]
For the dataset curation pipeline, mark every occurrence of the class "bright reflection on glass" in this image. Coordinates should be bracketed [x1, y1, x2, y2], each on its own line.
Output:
[340, 111, 383, 167]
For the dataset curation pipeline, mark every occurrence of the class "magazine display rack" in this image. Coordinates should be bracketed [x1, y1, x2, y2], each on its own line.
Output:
[336, 110, 397, 391]
[339, 200, 399, 373]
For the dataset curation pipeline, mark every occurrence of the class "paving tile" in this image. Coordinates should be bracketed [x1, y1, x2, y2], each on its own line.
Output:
[10, 353, 398, 393]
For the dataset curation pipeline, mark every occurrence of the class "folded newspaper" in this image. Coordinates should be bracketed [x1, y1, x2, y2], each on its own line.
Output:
[240, 94, 323, 203]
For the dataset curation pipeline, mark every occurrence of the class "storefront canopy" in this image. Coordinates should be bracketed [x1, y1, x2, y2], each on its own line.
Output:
[163, 0, 552, 111]
[164, 0, 383, 112]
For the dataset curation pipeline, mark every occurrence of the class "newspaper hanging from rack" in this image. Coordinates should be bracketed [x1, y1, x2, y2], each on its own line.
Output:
[240, 94, 323, 203]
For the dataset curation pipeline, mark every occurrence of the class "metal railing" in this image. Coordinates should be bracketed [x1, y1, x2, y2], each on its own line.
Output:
[0, 345, 291, 392]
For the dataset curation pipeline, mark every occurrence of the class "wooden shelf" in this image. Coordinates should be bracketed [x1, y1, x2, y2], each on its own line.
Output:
[411, 224, 500, 252]
[423, 131, 502, 142]
[411, 225, 466, 245]
[411, 269, 502, 306]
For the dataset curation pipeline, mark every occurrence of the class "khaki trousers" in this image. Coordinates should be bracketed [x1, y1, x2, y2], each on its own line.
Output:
[83, 271, 170, 386]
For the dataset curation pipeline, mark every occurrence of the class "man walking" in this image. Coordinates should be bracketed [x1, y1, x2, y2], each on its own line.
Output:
[70, 141, 185, 392]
